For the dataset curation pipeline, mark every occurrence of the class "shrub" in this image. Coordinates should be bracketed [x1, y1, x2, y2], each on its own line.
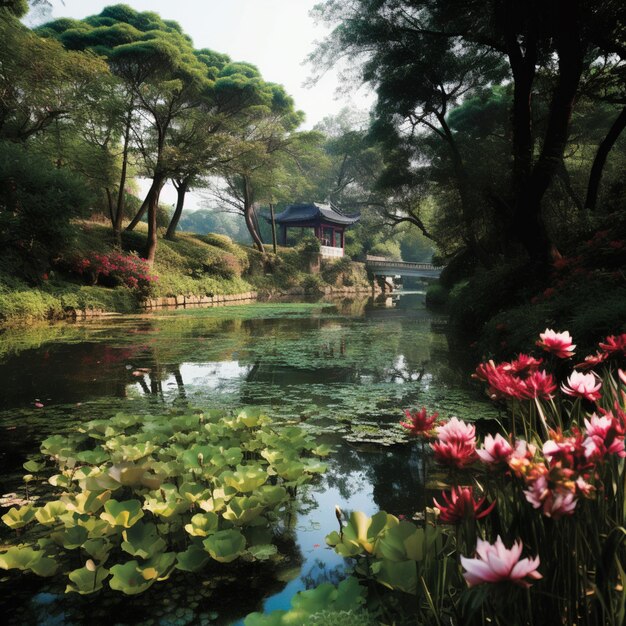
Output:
[425, 283, 449, 308]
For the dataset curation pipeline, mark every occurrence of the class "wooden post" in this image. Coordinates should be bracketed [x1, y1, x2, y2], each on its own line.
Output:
[269, 203, 277, 254]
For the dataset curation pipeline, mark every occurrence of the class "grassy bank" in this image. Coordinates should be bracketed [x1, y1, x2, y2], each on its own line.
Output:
[0, 221, 372, 326]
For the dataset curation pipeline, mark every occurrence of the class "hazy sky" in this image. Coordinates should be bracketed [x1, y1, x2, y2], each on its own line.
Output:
[46, 0, 374, 129]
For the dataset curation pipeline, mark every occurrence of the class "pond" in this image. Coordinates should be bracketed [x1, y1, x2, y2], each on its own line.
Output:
[0, 292, 495, 625]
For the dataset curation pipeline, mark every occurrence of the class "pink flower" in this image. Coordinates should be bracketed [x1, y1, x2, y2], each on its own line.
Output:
[433, 486, 495, 524]
[431, 440, 478, 469]
[599, 334, 626, 356]
[537, 329, 576, 359]
[522, 370, 557, 400]
[561, 371, 602, 402]
[505, 354, 543, 376]
[582, 412, 625, 460]
[477, 433, 513, 465]
[436, 417, 476, 445]
[400, 407, 438, 437]
[575, 352, 608, 370]
[507, 440, 537, 477]
[524, 477, 577, 519]
[460, 536, 542, 588]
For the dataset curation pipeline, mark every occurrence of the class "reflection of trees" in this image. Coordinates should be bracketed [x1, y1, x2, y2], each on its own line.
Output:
[323, 441, 429, 515]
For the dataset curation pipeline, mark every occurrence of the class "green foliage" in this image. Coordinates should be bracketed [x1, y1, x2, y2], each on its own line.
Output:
[0, 407, 327, 595]
[0, 141, 92, 279]
[244, 577, 368, 626]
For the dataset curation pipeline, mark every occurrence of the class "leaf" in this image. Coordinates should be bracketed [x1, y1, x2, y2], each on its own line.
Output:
[35, 501, 67, 525]
[100, 499, 144, 528]
[175, 545, 210, 572]
[121, 522, 166, 559]
[2, 505, 36, 530]
[184, 512, 219, 537]
[203, 529, 246, 563]
[66, 563, 110, 594]
[247, 544, 278, 561]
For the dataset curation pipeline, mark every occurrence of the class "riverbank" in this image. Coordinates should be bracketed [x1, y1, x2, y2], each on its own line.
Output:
[0, 221, 375, 326]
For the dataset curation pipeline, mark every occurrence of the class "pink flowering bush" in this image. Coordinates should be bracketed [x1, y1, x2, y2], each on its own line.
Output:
[72, 252, 158, 295]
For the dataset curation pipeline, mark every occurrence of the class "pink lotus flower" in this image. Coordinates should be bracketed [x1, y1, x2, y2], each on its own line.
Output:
[561, 371, 602, 402]
[436, 417, 476, 445]
[524, 477, 578, 519]
[537, 329, 576, 359]
[400, 407, 438, 437]
[477, 433, 514, 465]
[431, 440, 478, 469]
[460, 536, 542, 588]
[599, 334, 626, 356]
[433, 486, 495, 524]
[576, 351, 608, 370]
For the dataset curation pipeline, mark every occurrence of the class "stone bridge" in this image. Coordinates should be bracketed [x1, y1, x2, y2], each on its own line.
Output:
[365, 255, 443, 279]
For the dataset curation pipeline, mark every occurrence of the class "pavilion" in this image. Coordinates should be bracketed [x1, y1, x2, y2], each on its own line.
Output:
[271, 202, 360, 258]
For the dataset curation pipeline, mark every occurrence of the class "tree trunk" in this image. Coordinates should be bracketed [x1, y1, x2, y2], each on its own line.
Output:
[269, 203, 277, 254]
[126, 180, 164, 231]
[241, 175, 264, 253]
[144, 174, 165, 265]
[512, 9, 585, 263]
[585, 106, 626, 212]
[113, 105, 133, 244]
[165, 178, 189, 240]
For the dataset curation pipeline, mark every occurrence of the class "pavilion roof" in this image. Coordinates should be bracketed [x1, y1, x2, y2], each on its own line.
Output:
[272, 202, 360, 226]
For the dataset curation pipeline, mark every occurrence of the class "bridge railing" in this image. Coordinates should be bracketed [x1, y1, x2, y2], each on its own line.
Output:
[365, 256, 443, 271]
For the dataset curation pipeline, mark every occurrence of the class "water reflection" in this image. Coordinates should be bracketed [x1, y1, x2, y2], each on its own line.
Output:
[0, 293, 489, 624]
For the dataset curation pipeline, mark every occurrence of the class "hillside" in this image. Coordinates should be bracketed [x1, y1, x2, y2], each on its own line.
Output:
[0, 221, 372, 325]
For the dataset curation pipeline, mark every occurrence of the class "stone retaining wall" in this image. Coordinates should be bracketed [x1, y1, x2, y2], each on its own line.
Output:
[142, 291, 258, 309]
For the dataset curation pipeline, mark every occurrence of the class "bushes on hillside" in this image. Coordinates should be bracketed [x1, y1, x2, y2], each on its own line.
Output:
[0, 141, 92, 280]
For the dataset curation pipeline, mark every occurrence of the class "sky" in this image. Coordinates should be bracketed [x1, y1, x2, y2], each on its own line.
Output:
[37, 0, 374, 210]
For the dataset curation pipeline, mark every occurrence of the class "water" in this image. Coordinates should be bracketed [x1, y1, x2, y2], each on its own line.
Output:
[0, 292, 493, 625]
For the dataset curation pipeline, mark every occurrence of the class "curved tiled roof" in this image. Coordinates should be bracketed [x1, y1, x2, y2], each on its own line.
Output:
[272, 202, 360, 226]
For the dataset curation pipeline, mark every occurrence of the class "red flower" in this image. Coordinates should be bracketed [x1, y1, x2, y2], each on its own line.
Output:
[431, 440, 478, 469]
[433, 486, 495, 524]
[400, 407, 438, 437]
[505, 354, 543, 377]
[599, 334, 626, 356]
[536, 329, 575, 359]
[522, 370, 557, 400]
[575, 351, 608, 370]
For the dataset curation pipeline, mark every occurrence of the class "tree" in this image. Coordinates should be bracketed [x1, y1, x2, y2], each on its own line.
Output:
[40, 5, 214, 263]
[312, 0, 626, 265]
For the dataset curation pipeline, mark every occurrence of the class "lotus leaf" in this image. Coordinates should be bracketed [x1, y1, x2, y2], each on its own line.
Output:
[111, 442, 157, 462]
[374, 521, 430, 562]
[121, 522, 166, 559]
[257, 485, 288, 507]
[35, 501, 67, 525]
[2, 505, 36, 529]
[373, 558, 418, 594]
[66, 563, 110, 594]
[108, 560, 153, 595]
[311, 444, 334, 457]
[81, 471, 124, 492]
[0, 546, 57, 576]
[179, 482, 211, 503]
[52, 525, 89, 549]
[223, 496, 266, 526]
[198, 497, 226, 513]
[48, 473, 72, 488]
[75, 449, 109, 465]
[271, 460, 305, 482]
[82, 538, 111, 561]
[23, 459, 45, 473]
[109, 553, 175, 595]
[247, 544, 278, 561]
[184, 512, 219, 537]
[77, 516, 115, 538]
[237, 407, 266, 428]
[203, 529, 246, 563]
[326, 511, 392, 557]
[175, 544, 210, 572]
[61, 490, 111, 515]
[221, 465, 268, 493]
[41, 434, 80, 461]
[209, 446, 244, 470]
[100, 499, 144, 528]
[181, 445, 216, 470]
